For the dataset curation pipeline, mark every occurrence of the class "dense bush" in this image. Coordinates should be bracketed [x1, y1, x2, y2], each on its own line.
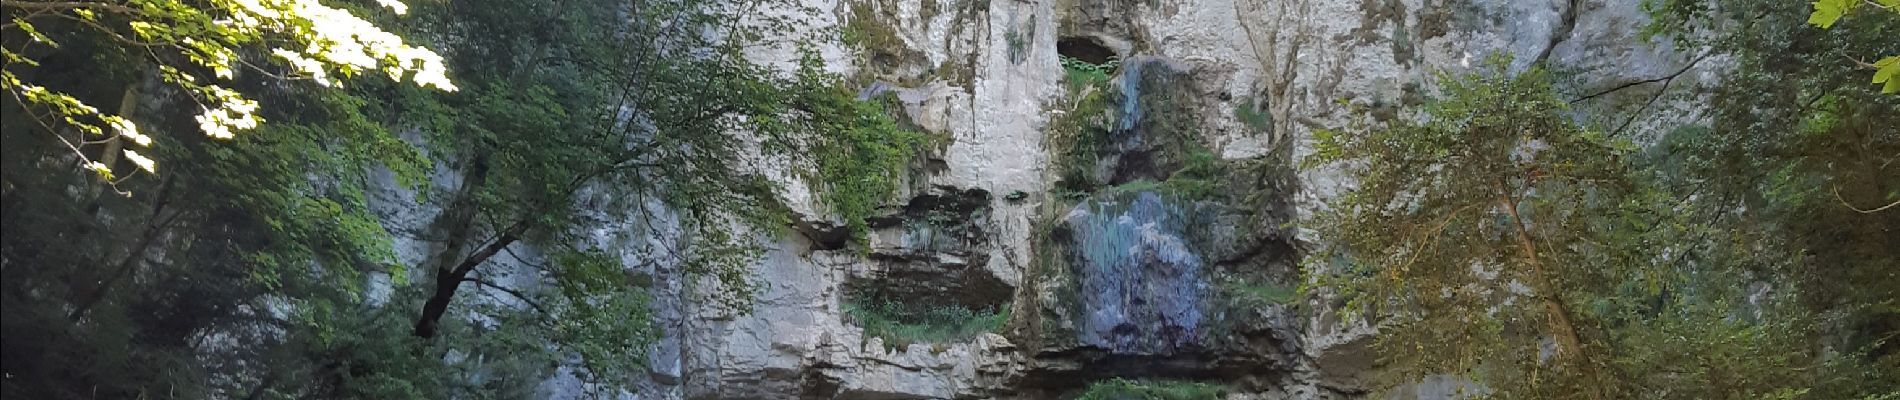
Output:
[844, 297, 1009, 350]
[1074, 379, 1225, 400]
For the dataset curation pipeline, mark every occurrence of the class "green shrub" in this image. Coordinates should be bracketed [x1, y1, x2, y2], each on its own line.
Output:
[1106, 179, 1165, 193]
[845, 297, 1010, 350]
[1234, 98, 1273, 133]
[842, 2, 902, 52]
[794, 57, 934, 241]
[1097, 150, 1224, 201]
[1049, 56, 1116, 191]
[1060, 55, 1120, 86]
[1075, 378, 1226, 400]
[1162, 150, 1221, 199]
[1225, 279, 1300, 305]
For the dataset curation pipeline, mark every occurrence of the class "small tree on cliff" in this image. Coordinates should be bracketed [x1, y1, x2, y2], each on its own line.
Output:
[1303, 55, 1861, 398]
[1304, 58, 1628, 398]
[389, 0, 923, 390]
[1644, 1, 1899, 396]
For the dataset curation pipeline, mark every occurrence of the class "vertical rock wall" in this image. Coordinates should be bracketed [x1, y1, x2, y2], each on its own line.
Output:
[575, 0, 1713, 398]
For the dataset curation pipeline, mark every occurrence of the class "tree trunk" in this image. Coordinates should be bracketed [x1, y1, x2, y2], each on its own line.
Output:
[69, 175, 173, 321]
[411, 153, 489, 338]
[1496, 180, 1603, 400]
[95, 85, 139, 171]
[412, 230, 521, 338]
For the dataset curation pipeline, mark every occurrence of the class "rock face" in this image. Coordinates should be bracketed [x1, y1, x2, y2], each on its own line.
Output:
[524, 0, 1710, 398]
[1065, 192, 1212, 355]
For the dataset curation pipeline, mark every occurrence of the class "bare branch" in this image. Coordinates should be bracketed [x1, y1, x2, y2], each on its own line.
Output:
[1571, 52, 1711, 104]
[1834, 186, 1900, 214]
[463, 276, 551, 315]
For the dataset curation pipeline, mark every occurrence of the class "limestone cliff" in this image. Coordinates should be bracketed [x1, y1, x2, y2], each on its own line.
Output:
[502, 0, 1711, 397]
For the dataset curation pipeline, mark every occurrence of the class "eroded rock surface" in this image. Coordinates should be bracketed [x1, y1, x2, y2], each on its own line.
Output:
[597, 0, 1711, 398]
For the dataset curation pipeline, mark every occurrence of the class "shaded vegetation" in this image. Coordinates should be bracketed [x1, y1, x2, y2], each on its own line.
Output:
[1048, 55, 1117, 194]
[1233, 97, 1273, 133]
[845, 295, 1010, 350]
[1306, 52, 1898, 399]
[1073, 379, 1226, 400]
[1222, 279, 1300, 306]
[798, 82, 934, 240]
[0, 0, 924, 397]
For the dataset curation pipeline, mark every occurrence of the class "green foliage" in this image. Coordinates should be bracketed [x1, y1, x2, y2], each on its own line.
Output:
[545, 249, 660, 383]
[1073, 379, 1225, 400]
[1161, 149, 1222, 199]
[1061, 55, 1121, 84]
[1100, 176, 1216, 201]
[1307, 50, 1898, 398]
[1233, 97, 1273, 133]
[791, 52, 933, 239]
[1804, 0, 1900, 92]
[1806, 0, 1900, 28]
[1048, 57, 1116, 193]
[840, 0, 935, 85]
[1644, 3, 1898, 397]
[845, 296, 1010, 350]
[291, 297, 580, 399]
[842, 2, 904, 52]
[3, 0, 924, 397]
[1, 0, 454, 183]
[1876, 55, 1900, 93]
[1651, 0, 1899, 94]
[1, 72, 428, 399]
[1601, 299, 1831, 399]
[1808, 0, 1857, 28]
[1223, 279, 1300, 306]
[1305, 55, 1645, 397]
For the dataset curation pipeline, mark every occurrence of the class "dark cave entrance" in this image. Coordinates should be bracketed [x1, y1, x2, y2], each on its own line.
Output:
[1058, 36, 1116, 64]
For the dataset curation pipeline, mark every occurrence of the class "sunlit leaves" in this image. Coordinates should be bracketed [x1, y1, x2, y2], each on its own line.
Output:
[1875, 55, 1900, 93]
[1808, 0, 1855, 28]
[121, 150, 156, 173]
[1, 0, 455, 183]
[1804, 0, 1900, 93]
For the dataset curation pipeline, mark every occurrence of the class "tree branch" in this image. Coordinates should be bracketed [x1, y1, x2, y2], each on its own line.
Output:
[1, 0, 139, 14]
[1495, 178, 1605, 400]
[462, 276, 550, 315]
[1834, 186, 1900, 214]
[1570, 52, 1711, 104]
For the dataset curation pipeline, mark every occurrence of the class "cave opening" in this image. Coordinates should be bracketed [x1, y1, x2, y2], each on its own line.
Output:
[1058, 36, 1116, 64]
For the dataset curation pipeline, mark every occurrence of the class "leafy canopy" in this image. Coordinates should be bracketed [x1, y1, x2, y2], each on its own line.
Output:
[1306, 45, 1898, 397]
[1306, 56, 1637, 397]
[1805, 0, 1900, 93]
[3, 0, 454, 183]
[2, 0, 938, 397]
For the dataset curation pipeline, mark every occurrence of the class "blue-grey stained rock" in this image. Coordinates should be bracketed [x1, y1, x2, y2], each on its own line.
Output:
[1063, 191, 1212, 355]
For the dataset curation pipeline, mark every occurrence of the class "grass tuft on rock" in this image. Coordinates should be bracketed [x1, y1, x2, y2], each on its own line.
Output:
[1075, 378, 1226, 400]
[845, 297, 1009, 351]
[1225, 279, 1300, 305]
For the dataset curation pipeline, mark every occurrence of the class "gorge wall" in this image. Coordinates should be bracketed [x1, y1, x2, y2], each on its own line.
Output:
[373, 0, 1714, 398]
